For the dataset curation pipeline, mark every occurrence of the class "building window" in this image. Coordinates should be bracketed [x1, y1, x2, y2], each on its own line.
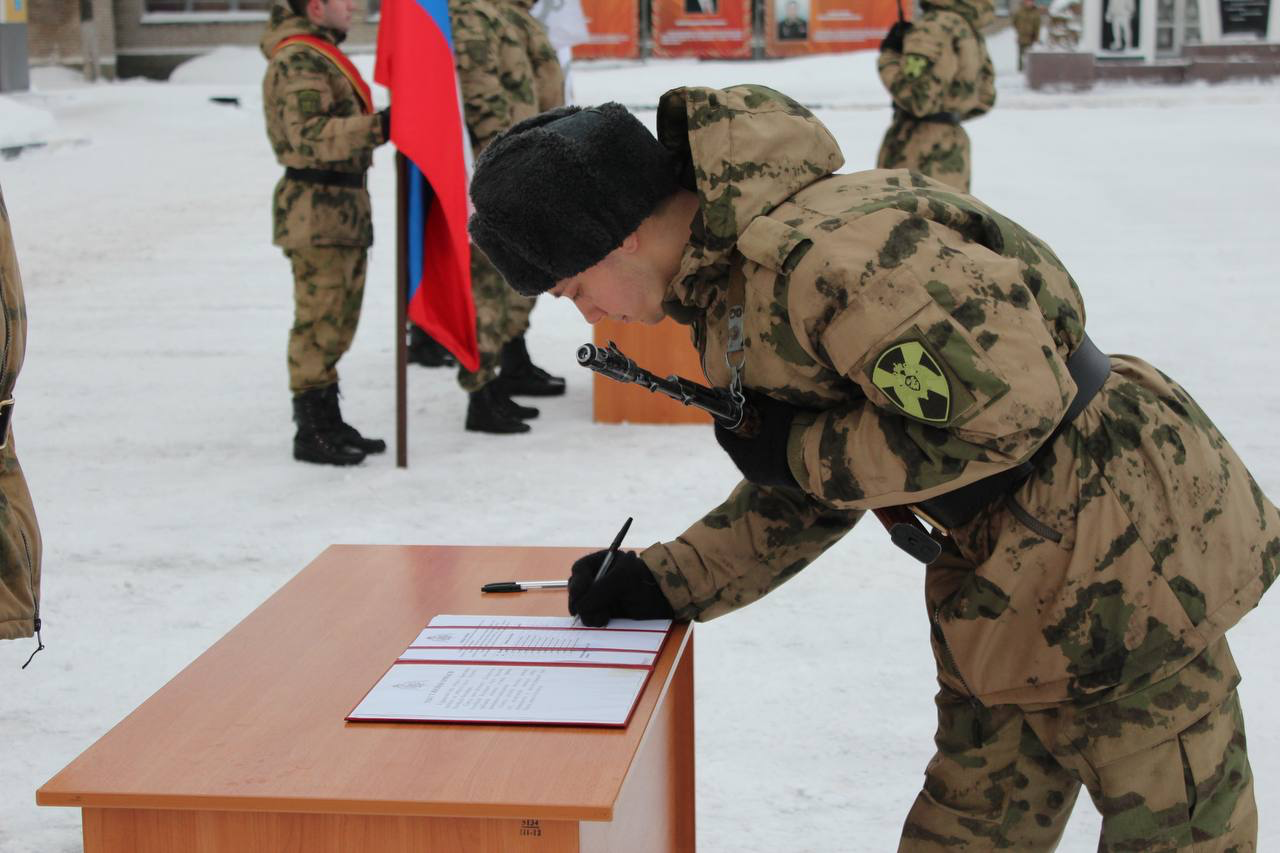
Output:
[144, 0, 270, 12]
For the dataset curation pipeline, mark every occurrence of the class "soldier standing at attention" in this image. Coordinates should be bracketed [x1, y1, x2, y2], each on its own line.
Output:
[467, 86, 1273, 849]
[1013, 0, 1043, 70]
[450, 0, 567, 435]
[0, 185, 43, 661]
[261, 0, 390, 466]
[877, 0, 995, 192]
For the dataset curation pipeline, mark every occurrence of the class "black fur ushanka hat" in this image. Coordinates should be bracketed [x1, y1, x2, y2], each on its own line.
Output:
[468, 103, 681, 297]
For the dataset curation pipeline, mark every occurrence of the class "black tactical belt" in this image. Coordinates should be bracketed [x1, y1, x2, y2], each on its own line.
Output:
[896, 110, 961, 125]
[910, 334, 1111, 535]
[284, 167, 365, 189]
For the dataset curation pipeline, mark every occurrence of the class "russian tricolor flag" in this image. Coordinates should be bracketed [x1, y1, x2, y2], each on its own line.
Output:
[375, 0, 480, 372]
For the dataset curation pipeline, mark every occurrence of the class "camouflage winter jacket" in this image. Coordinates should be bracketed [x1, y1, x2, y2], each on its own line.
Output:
[878, 0, 996, 121]
[260, 0, 384, 249]
[640, 85, 1278, 705]
[1012, 5, 1043, 45]
[451, 0, 564, 158]
[0, 187, 42, 642]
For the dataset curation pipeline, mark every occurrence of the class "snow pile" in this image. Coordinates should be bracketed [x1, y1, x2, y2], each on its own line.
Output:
[169, 45, 268, 86]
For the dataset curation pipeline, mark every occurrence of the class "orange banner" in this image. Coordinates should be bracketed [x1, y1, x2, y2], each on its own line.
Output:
[765, 0, 907, 56]
[573, 0, 640, 59]
[651, 0, 753, 58]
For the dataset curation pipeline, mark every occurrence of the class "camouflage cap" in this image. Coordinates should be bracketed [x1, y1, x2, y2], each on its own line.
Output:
[468, 103, 680, 297]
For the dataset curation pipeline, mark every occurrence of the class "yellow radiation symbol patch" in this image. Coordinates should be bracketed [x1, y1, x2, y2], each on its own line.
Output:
[903, 54, 930, 79]
[871, 341, 951, 423]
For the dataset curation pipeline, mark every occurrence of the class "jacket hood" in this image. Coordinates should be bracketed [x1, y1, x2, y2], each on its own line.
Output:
[260, 0, 343, 59]
[655, 85, 843, 314]
[923, 0, 996, 29]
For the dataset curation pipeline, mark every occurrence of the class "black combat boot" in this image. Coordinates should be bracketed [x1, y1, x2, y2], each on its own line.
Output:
[293, 389, 366, 466]
[465, 382, 531, 434]
[496, 335, 566, 397]
[407, 325, 457, 368]
[495, 385, 539, 420]
[322, 384, 387, 454]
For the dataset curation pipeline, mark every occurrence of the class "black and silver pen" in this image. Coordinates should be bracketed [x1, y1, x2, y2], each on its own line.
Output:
[591, 516, 634, 587]
[481, 579, 569, 593]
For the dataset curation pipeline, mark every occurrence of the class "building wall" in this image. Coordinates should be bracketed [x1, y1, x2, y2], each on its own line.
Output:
[28, 0, 117, 78]
[112, 0, 379, 78]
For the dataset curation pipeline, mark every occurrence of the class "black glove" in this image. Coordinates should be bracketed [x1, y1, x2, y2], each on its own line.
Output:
[714, 391, 801, 489]
[378, 106, 391, 141]
[880, 20, 913, 53]
[568, 550, 675, 628]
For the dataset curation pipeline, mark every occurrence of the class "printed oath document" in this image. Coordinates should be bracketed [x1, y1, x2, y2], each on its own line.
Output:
[347, 614, 673, 726]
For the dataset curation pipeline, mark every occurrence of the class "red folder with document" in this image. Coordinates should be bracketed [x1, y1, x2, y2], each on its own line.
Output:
[347, 615, 673, 727]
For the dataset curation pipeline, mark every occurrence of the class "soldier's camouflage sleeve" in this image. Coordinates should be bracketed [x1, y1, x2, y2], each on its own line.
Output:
[266, 50, 383, 165]
[878, 20, 951, 117]
[452, 4, 518, 150]
[525, 16, 564, 112]
[783, 208, 1076, 509]
[641, 481, 861, 621]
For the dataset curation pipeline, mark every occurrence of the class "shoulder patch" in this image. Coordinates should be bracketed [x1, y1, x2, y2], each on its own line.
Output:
[870, 340, 951, 422]
[903, 54, 931, 79]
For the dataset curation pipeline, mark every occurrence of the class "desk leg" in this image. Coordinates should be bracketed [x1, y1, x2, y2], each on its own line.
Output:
[82, 807, 581, 852]
[579, 631, 696, 852]
[672, 630, 695, 848]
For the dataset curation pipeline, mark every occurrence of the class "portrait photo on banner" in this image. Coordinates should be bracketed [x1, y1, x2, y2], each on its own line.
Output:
[776, 0, 809, 39]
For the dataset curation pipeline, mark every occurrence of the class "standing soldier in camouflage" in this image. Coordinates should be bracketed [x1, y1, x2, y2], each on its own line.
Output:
[468, 86, 1273, 850]
[261, 0, 390, 465]
[877, 0, 996, 192]
[450, 0, 567, 434]
[1013, 0, 1043, 70]
[0, 186, 43, 663]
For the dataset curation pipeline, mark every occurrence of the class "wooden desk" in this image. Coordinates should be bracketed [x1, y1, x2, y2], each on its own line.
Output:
[37, 546, 695, 852]
[592, 318, 712, 426]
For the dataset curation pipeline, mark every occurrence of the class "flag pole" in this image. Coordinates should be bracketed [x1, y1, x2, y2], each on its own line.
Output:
[395, 150, 408, 468]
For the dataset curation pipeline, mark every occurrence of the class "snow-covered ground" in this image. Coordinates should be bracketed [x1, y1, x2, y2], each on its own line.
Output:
[2, 29, 1279, 852]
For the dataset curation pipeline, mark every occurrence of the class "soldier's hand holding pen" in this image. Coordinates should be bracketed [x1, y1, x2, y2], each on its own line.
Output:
[568, 551, 675, 628]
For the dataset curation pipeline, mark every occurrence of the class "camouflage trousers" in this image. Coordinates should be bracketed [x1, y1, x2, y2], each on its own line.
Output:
[877, 116, 971, 193]
[0, 433, 41, 641]
[457, 246, 534, 392]
[285, 246, 367, 394]
[900, 633, 1256, 851]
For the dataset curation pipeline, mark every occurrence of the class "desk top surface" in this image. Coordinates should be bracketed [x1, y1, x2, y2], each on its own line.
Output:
[36, 545, 691, 821]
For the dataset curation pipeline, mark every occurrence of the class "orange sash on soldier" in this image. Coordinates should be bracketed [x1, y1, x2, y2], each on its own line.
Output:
[272, 34, 374, 114]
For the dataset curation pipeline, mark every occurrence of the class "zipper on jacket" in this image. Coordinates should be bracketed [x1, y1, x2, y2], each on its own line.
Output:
[932, 603, 984, 747]
[19, 529, 42, 669]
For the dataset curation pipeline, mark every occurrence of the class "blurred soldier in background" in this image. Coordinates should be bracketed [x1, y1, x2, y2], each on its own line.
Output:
[1013, 0, 1043, 70]
[449, 0, 567, 434]
[261, 0, 390, 465]
[876, 0, 996, 191]
[0, 186, 43, 662]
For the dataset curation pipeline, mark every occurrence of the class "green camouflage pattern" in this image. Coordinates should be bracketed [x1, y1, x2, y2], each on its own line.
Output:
[451, 0, 564, 156]
[451, 0, 562, 388]
[876, 0, 996, 191]
[260, 0, 384, 249]
[901, 637, 1256, 850]
[640, 85, 1279, 711]
[1013, 4, 1043, 45]
[0, 186, 41, 642]
[285, 246, 367, 393]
